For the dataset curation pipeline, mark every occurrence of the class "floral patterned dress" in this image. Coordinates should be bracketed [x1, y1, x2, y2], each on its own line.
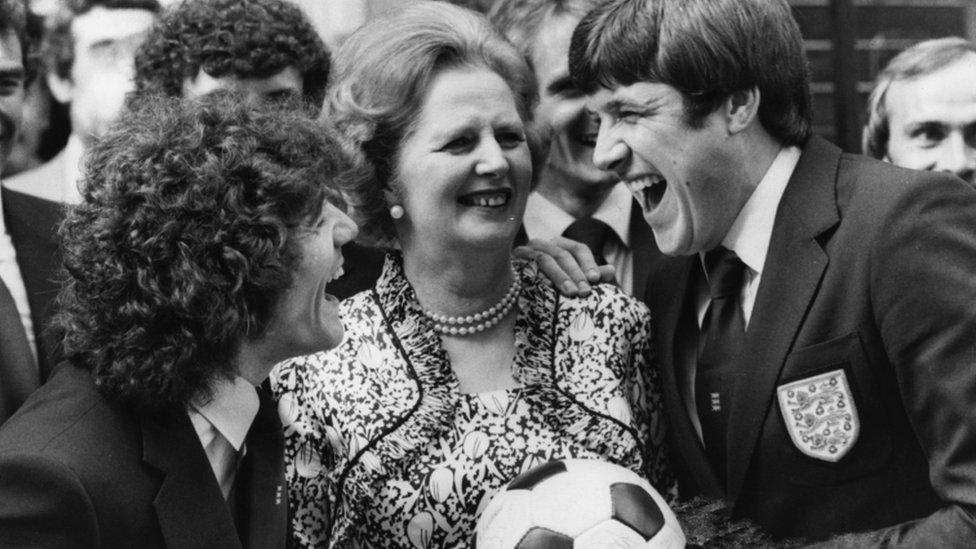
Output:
[271, 253, 674, 548]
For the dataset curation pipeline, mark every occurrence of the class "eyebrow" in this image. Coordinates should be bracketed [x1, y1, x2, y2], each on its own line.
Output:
[545, 74, 578, 96]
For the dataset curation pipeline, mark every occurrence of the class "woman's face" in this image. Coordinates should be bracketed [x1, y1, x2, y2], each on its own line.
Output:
[263, 200, 358, 357]
[393, 67, 532, 252]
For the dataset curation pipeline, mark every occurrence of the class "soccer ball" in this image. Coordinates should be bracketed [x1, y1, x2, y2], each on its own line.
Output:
[474, 459, 685, 549]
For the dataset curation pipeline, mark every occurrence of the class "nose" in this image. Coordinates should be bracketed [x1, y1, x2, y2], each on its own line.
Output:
[474, 138, 509, 179]
[334, 209, 358, 246]
[592, 122, 629, 176]
[937, 131, 976, 183]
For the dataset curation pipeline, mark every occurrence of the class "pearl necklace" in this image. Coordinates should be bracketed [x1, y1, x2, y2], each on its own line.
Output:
[421, 265, 521, 336]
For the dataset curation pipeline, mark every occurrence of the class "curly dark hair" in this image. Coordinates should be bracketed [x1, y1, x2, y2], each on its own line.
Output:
[44, 0, 162, 80]
[133, 0, 330, 109]
[55, 91, 354, 411]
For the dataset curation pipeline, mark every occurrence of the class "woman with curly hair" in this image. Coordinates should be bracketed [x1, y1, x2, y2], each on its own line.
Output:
[270, 3, 675, 547]
[0, 92, 357, 547]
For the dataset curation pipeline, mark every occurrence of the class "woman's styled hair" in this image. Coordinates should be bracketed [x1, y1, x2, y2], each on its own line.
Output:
[862, 37, 976, 160]
[133, 0, 330, 109]
[569, 0, 812, 146]
[56, 92, 353, 411]
[325, 1, 544, 246]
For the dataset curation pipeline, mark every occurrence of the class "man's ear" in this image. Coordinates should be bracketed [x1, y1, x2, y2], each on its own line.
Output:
[725, 86, 760, 135]
[46, 71, 73, 105]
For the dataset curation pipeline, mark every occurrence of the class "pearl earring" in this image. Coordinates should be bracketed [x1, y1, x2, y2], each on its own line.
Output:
[390, 205, 405, 219]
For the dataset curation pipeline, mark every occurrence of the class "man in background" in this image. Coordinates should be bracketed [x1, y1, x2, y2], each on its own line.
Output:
[0, 0, 39, 424]
[3, 0, 160, 379]
[490, 0, 660, 299]
[862, 37, 976, 186]
[132, 0, 384, 299]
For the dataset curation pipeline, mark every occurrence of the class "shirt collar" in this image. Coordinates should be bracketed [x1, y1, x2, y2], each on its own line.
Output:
[523, 182, 633, 247]
[189, 376, 260, 451]
[722, 146, 801, 275]
[61, 135, 85, 205]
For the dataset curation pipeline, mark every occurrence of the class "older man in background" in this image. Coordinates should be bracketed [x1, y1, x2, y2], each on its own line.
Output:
[862, 37, 976, 186]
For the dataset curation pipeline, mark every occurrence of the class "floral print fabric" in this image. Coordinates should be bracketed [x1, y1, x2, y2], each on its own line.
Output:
[271, 253, 674, 548]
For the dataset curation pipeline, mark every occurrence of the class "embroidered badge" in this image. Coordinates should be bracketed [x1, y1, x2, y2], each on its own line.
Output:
[776, 369, 859, 462]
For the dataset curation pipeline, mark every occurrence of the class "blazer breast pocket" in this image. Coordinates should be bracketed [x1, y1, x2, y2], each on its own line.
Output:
[771, 332, 892, 486]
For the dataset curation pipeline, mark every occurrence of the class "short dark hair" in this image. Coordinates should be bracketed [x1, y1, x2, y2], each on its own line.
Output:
[56, 92, 353, 411]
[569, 0, 812, 145]
[133, 0, 330, 109]
[488, 0, 599, 59]
[44, 0, 161, 80]
[326, 0, 543, 246]
[862, 37, 976, 159]
[0, 0, 40, 83]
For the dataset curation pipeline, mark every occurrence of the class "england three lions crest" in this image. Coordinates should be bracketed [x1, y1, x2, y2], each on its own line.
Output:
[776, 369, 860, 462]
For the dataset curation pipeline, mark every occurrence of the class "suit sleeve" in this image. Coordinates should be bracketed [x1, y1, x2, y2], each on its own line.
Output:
[863, 173, 976, 545]
[0, 452, 100, 547]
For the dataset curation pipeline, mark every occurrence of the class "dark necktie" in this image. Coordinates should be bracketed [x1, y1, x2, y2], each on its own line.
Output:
[562, 217, 613, 266]
[695, 247, 746, 486]
[231, 386, 288, 548]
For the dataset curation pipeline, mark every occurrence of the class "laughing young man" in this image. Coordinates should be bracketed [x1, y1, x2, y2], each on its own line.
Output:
[571, 0, 976, 544]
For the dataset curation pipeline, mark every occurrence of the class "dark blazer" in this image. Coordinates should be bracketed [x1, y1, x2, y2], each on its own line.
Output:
[0, 365, 287, 548]
[1, 180, 66, 380]
[517, 197, 661, 301]
[647, 137, 976, 544]
[0, 277, 36, 424]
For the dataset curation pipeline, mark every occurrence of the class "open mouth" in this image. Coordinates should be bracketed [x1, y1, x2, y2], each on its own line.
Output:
[328, 261, 344, 283]
[457, 188, 512, 208]
[626, 175, 667, 211]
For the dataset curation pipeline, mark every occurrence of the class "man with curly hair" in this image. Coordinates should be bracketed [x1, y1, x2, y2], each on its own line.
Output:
[131, 0, 385, 300]
[0, 0, 40, 425]
[133, 0, 329, 107]
[3, 0, 160, 381]
[0, 91, 358, 547]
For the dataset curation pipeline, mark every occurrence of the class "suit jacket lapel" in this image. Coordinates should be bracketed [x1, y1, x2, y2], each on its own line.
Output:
[142, 409, 242, 549]
[725, 137, 841, 503]
[648, 256, 724, 496]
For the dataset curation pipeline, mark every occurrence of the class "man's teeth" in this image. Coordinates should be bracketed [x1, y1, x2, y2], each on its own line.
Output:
[329, 266, 344, 282]
[626, 176, 667, 209]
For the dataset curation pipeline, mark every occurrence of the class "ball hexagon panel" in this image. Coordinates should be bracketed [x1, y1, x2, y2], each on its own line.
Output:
[574, 519, 649, 548]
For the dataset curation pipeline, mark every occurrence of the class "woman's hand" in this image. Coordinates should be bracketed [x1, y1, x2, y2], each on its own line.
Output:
[514, 236, 616, 297]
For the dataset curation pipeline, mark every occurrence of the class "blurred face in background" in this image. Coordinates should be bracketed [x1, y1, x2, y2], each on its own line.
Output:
[0, 28, 25, 170]
[50, 7, 156, 145]
[530, 13, 616, 198]
[883, 52, 976, 186]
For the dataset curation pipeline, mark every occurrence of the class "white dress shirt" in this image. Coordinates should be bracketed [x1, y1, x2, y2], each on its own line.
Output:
[687, 146, 802, 438]
[523, 183, 637, 295]
[188, 376, 261, 499]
